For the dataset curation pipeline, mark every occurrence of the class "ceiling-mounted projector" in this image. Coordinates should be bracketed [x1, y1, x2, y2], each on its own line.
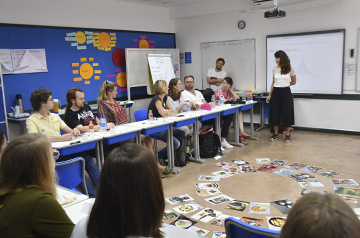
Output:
[265, 0, 286, 18]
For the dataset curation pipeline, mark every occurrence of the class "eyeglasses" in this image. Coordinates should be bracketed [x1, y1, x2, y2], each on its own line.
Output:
[185, 81, 194, 84]
[53, 149, 60, 161]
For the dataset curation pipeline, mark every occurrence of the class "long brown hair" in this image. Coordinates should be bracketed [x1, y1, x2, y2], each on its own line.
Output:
[280, 193, 360, 238]
[97, 81, 117, 103]
[87, 143, 164, 238]
[274, 50, 291, 75]
[0, 134, 56, 198]
[65, 87, 83, 111]
[168, 78, 181, 101]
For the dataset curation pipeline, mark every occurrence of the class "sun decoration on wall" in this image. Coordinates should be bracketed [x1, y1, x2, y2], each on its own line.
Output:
[92, 32, 117, 51]
[132, 36, 155, 48]
[72, 57, 101, 85]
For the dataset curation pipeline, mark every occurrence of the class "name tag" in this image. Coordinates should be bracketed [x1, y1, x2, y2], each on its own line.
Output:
[40, 129, 48, 134]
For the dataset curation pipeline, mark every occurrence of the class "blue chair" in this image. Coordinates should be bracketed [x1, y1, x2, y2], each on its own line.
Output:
[134, 109, 159, 161]
[55, 157, 88, 196]
[225, 217, 280, 238]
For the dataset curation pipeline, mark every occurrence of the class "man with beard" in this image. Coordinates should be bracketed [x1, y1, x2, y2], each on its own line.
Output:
[64, 87, 115, 132]
[26, 88, 100, 197]
[182, 75, 212, 109]
[207, 58, 226, 92]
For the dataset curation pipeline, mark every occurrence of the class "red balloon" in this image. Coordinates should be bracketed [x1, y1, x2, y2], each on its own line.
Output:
[112, 48, 125, 67]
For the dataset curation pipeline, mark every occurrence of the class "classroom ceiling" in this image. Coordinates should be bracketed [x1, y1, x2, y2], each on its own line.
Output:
[116, 0, 219, 7]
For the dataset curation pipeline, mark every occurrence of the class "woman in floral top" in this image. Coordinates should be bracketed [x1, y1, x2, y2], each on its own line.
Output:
[97, 81, 172, 176]
[214, 77, 250, 145]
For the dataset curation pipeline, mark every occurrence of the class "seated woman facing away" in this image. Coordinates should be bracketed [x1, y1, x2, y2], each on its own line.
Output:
[280, 192, 360, 238]
[71, 143, 198, 238]
[0, 128, 6, 157]
[0, 134, 74, 237]
[97, 80, 172, 177]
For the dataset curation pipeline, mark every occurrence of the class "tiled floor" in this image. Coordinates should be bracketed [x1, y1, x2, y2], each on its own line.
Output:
[160, 127, 360, 236]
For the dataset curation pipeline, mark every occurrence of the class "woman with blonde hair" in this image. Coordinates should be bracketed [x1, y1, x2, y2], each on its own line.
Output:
[0, 134, 74, 237]
[97, 80, 172, 176]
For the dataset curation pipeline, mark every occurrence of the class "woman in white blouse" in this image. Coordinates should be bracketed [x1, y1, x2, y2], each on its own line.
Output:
[266, 50, 296, 143]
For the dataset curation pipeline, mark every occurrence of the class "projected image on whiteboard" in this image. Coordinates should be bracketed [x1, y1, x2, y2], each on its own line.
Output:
[266, 30, 344, 94]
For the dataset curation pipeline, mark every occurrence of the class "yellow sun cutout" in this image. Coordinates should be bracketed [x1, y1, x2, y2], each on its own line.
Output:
[116, 72, 127, 87]
[92, 32, 117, 51]
[72, 57, 101, 85]
[76, 31, 86, 44]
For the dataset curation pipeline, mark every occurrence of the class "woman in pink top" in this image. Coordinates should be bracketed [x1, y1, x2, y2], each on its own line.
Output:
[97, 81, 172, 176]
[214, 77, 250, 145]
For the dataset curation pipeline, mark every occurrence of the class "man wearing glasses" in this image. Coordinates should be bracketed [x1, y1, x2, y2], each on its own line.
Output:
[26, 88, 100, 197]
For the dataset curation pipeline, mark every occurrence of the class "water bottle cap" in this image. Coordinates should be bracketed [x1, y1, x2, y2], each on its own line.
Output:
[101, 116, 105, 119]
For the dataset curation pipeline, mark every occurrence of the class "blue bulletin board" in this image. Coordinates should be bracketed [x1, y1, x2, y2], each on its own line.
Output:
[0, 24, 176, 112]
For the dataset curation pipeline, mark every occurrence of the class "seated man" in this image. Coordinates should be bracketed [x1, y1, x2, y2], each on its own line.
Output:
[26, 89, 100, 197]
[181, 75, 234, 149]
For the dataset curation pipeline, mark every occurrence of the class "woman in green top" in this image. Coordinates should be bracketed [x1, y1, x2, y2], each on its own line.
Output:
[0, 134, 75, 237]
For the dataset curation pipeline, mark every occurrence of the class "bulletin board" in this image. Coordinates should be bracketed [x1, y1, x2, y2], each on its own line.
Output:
[0, 23, 176, 112]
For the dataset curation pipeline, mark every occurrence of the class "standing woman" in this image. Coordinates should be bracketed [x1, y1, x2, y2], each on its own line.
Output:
[213, 77, 249, 146]
[266, 50, 296, 143]
[97, 81, 171, 175]
[0, 134, 74, 237]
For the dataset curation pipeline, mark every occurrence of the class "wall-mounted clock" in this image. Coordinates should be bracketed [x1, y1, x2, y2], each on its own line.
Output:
[238, 20, 246, 29]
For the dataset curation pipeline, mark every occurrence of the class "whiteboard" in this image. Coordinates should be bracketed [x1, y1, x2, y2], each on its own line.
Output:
[267, 30, 345, 94]
[356, 27, 360, 92]
[147, 54, 175, 94]
[200, 39, 256, 91]
[125, 48, 180, 88]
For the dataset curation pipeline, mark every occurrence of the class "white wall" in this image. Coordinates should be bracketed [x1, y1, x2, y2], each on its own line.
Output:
[0, 0, 174, 33]
[174, 0, 360, 132]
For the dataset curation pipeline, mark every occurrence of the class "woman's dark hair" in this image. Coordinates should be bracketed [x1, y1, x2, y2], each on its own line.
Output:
[29, 89, 52, 112]
[280, 193, 360, 238]
[168, 78, 181, 101]
[87, 143, 164, 238]
[0, 128, 5, 148]
[224, 77, 233, 86]
[274, 50, 291, 75]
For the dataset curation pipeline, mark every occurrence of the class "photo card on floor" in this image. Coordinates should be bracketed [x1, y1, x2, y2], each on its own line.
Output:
[215, 161, 233, 167]
[172, 202, 203, 214]
[273, 168, 295, 176]
[298, 180, 325, 187]
[163, 210, 179, 221]
[226, 200, 250, 212]
[319, 170, 342, 178]
[191, 208, 222, 223]
[240, 217, 264, 226]
[301, 189, 327, 195]
[195, 182, 220, 190]
[330, 179, 359, 186]
[284, 162, 307, 170]
[249, 202, 270, 214]
[289, 173, 315, 181]
[169, 214, 197, 229]
[210, 214, 240, 229]
[271, 159, 287, 166]
[196, 188, 222, 197]
[337, 194, 359, 203]
[232, 159, 249, 165]
[302, 165, 324, 174]
[188, 226, 210, 236]
[266, 216, 287, 231]
[205, 194, 234, 205]
[198, 175, 221, 182]
[271, 199, 293, 214]
[257, 165, 278, 172]
[211, 171, 231, 178]
[166, 194, 194, 205]
[212, 231, 226, 238]
[239, 165, 257, 173]
[256, 158, 271, 164]
[334, 186, 360, 196]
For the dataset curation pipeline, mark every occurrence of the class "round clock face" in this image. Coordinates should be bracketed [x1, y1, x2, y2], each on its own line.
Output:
[238, 20, 246, 29]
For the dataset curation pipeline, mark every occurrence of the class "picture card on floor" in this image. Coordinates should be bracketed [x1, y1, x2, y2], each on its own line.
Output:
[285, 162, 306, 170]
[273, 168, 295, 176]
[239, 165, 257, 173]
[212, 231, 226, 238]
[196, 188, 222, 197]
[222, 167, 239, 175]
[249, 202, 270, 214]
[191, 208, 222, 223]
[330, 179, 359, 186]
[271, 160, 287, 166]
[166, 194, 194, 205]
[170, 214, 197, 229]
[212, 171, 231, 178]
[163, 210, 179, 221]
[257, 165, 278, 172]
[188, 226, 210, 236]
[226, 200, 250, 212]
[256, 158, 271, 164]
[198, 175, 221, 182]
[172, 202, 203, 214]
[196, 183, 220, 189]
[232, 159, 249, 165]
[240, 217, 263, 226]
[266, 217, 287, 231]
[302, 165, 324, 173]
[210, 214, 240, 229]
[214, 155, 222, 160]
[215, 162, 232, 167]
[205, 194, 234, 205]
[334, 186, 360, 196]
[289, 173, 315, 181]
[337, 194, 359, 203]
[298, 180, 325, 187]
[271, 199, 293, 214]
[319, 170, 342, 178]
[301, 189, 327, 195]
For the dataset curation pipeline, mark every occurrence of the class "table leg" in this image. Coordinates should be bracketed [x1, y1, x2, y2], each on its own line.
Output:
[187, 118, 205, 164]
[135, 131, 141, 145]
[95, 140, 103, 170]
[250, 107, 259, 141]
[215, 112, 226, 155]
[255, 102, 266, 131]
[167, 124, 180, 174]
[229, 109, 244, 147]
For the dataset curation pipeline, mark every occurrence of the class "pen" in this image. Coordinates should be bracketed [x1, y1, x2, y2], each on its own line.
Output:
[70, 141, 81, 145]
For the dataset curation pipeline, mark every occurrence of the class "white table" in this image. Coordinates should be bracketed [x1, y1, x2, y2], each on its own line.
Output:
[93, 125, 142, 167]
[57, 185, 89, 209]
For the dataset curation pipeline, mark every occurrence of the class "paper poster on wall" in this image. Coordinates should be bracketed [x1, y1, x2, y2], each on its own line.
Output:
[147, 54, 175, 94]
[11, 49, 48, 74]
[0, 49, 14, 74]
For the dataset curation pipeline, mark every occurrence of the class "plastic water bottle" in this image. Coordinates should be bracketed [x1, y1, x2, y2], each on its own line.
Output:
[148, 110, 154, 122]
[250, 91, 253, 102]
[220, 95, 225, 108]
[211, 95, 215, 104]
[100, 116, 107, 132]
[89, 120, 94, 136]
[185, 100, 190, 112]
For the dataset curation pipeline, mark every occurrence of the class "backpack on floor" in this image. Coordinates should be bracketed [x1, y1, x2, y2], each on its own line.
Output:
[199, 127, 221, 158]
[174, 136, 188, 167]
